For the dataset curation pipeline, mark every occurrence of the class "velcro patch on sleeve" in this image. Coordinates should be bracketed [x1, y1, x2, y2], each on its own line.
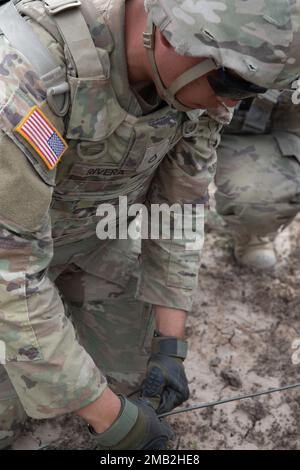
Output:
[15, 105, 68, 170]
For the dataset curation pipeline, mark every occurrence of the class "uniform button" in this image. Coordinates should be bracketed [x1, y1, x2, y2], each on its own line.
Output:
[149, 154, 158, 163]
[183, 121, 199, 137]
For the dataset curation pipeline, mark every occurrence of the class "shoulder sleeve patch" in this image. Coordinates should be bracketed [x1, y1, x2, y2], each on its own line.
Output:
[15, 105, 68, 170]
[0, 38, 66, 186]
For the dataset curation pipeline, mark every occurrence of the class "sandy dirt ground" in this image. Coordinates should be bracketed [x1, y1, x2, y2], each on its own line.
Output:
[10, 213, 300, 450]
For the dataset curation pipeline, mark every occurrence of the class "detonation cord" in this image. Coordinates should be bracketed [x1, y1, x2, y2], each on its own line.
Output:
[157, 382, 300, 418]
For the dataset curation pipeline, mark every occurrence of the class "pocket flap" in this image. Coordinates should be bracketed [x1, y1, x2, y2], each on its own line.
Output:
[273, 131, 300, 163]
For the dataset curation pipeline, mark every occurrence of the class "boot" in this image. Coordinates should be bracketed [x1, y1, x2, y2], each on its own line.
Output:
[234, 234, 277, 270]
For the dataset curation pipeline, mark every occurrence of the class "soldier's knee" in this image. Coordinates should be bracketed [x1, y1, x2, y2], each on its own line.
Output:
[0, 397, 27, 449]
[215, 182, 267, 215]
[216, 198, 298, 235]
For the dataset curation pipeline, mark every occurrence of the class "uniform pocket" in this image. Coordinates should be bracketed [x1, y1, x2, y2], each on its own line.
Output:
[74, 238, 139, 291]
[0, 244, 43, 363]
[273, 131, 300, 164]
[166, 238, 201, 290]
[66, 75, 126, 141]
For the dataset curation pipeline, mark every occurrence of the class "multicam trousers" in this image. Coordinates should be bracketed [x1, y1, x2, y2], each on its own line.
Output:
[0, 235, 153, 448]
[215, 132, 300, 238]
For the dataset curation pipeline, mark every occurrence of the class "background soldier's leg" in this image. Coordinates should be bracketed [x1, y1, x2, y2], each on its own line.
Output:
[55, 238, 154, 395]
[215, 133, 300, 268]
[0, 366, 27, 449]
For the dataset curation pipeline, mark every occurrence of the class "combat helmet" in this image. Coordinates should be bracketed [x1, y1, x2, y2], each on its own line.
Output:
[143, 0, 300, 111]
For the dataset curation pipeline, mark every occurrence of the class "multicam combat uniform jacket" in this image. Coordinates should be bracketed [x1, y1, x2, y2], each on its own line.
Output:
[0, 0, 222, 421]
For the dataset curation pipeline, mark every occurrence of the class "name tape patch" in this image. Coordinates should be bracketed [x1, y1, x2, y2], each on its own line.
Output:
[15, 105, 68, 170]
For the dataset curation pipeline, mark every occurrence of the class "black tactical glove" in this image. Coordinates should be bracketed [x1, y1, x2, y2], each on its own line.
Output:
[141, 334, 189, 414]
[88, 395, 173, 450]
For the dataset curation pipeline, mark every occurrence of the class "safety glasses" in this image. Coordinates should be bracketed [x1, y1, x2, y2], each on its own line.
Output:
[207, 67, 268, 100]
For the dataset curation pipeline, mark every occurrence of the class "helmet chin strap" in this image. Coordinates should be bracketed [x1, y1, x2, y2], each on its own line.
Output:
[143, 16, 218, 112]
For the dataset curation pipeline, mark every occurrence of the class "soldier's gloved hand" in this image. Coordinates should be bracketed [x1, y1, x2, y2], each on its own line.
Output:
[88, 395, 173, 450]
[141, 334, 189, 414]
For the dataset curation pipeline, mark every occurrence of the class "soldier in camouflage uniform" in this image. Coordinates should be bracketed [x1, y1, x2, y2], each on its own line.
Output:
[0, 0, 300, 450]
[215, 93, 300, 270]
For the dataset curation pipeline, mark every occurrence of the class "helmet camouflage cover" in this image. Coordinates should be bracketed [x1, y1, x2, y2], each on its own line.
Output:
[144, 0, 300, 89]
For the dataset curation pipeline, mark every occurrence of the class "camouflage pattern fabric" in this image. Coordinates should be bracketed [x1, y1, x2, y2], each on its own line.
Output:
[53, 237, 154, 394]
[145, 0, 300, 89]
[0, 367, 27, 449]
[215, 95, 300, 240]
[0, 0, 221, 447]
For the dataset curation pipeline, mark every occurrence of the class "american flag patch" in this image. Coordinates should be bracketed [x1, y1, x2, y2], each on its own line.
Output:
[15, 106, 68, 170]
